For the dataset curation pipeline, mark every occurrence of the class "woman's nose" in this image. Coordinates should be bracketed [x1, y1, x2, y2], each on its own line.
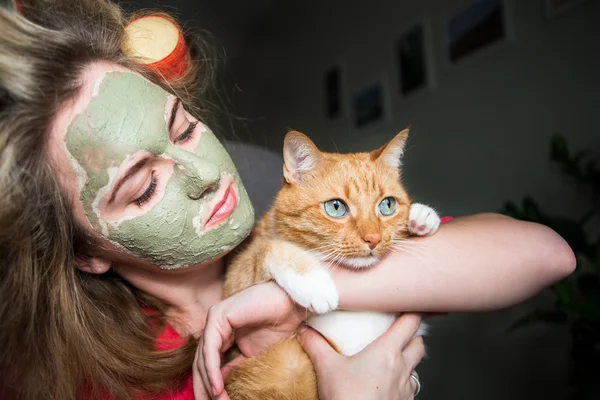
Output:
[165, 147, 220, 200]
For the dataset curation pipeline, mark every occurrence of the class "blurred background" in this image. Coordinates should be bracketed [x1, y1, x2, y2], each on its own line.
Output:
[119, 0, 599, 399]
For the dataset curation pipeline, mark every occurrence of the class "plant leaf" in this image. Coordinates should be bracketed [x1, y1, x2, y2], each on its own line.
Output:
[499, 201, 523, 220]
[546, 217, 590, 257]
[573, 150, 592, 164]
[552, 279, 577, 305]
[522, 197, 544, 223]
[576, 275, 600, 319]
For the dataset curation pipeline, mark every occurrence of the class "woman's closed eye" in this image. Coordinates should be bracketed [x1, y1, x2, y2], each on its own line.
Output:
[100, 155, 175, 222]
[174, 121, 198, 144]
[169, 99, 202, 151]
[134, 172, 158, 206]
[126, 164, 168, 210]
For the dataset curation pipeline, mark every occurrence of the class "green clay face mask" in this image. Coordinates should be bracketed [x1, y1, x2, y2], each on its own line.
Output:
[64, 71, 254, 268]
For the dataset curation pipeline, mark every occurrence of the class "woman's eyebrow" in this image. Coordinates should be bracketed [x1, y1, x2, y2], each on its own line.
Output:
[168, 98, 181, 131]
[107, 158, 149, 204]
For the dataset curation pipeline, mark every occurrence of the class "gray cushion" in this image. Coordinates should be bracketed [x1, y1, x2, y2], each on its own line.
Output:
[224, 140, 283, 218]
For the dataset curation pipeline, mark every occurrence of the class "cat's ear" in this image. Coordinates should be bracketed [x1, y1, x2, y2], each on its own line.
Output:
[283, 131, 322, 184]
[373, 128, 410, 167]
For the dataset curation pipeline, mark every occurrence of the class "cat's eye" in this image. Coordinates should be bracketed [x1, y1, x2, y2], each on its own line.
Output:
[378, 197, 397, 216]
[323, 199, 347, 218]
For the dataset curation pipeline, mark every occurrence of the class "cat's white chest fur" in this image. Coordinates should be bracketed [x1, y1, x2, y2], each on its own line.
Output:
[308, 311, 397, 356]
[308, 311, 428, 356]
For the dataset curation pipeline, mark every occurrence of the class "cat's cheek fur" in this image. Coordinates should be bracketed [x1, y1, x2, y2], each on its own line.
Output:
[409, 203, 441, 236]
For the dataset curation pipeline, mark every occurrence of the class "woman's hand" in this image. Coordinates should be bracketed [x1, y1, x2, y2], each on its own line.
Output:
[198, 281, 307, 399]
[298, 313, 425, 400]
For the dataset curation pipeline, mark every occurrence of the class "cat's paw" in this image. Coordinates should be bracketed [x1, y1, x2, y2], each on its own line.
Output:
[409, 203, 440, 236]
[273, 267, 339, 314]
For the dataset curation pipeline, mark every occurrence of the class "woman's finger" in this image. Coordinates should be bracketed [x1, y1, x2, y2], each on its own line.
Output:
[196, 336, 214, 399]
[408, 371, 420, 398]
[367, 313, 423, 354]
[202, 310, 231, 398]
[403, 336, 425, 371]
[193, 339, 211, 400]
[297, 327, 340, 373]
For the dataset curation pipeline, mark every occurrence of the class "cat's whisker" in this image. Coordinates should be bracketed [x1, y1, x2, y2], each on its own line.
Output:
[391, 249, 430, 270]
[392, 239, 431, 257]
[310, 246, 340, 260]
[323, 253, 343, 272]
[315, 246, 344, 264]
[330, 252, 350, 271]
[316, 248, 339, 263]
[310, 243, 337, 252]
[392, 240, 431, 257]
[393, 238, 433, 250]
[319, 246, 339, 257]
[391, 244, 429, 260]
[322, 251, 345, 272]
[392, 240, 428, 252]
[391, 244, 432, 268]
[392, 239, 428, 247]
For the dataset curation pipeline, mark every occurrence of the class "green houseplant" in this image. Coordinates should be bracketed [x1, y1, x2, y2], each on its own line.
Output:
[500, 134, 600, 400]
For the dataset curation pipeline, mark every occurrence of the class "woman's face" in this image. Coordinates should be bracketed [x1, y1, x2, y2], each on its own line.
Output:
[50, 62, 254, 269]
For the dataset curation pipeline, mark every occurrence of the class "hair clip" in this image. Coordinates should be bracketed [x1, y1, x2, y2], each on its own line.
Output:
[122, 14, 188, 82]
[13, 0, 23, 13]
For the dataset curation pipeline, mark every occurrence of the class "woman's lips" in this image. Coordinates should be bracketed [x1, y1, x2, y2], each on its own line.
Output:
[205, 183, 237, 230]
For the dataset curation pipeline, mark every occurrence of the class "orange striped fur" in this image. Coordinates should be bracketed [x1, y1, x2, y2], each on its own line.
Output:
[223, 129, 413, 400]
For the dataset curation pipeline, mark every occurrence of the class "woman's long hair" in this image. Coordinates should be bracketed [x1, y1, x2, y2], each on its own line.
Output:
[0, 1, 223, 398]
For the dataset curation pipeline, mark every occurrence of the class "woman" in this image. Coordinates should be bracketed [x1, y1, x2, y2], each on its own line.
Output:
[0, 1, 575, 400]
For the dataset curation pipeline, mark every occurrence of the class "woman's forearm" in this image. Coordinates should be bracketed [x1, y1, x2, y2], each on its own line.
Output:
[333, 213, 576, 313]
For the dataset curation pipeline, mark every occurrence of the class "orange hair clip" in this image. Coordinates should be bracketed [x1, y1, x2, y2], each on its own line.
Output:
[13, 0, 23, 13]
[122, 15, 188, 82]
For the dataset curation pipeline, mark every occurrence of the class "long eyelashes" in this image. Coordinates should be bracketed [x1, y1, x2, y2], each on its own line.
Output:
[174, 121, 198, 143]
[134, 172, 158, 207]
[129, 106, 195, 207]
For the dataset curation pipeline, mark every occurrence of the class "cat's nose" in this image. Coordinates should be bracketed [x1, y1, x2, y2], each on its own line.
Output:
[362, 233, 382, 249]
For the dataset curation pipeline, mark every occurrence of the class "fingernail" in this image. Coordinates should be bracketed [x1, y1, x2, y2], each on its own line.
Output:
[298, 325, 307, 336]
[212, 386, 219, 397]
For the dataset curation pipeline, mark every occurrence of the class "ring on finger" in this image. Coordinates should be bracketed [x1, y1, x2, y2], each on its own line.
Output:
[410, 373, 421, 397]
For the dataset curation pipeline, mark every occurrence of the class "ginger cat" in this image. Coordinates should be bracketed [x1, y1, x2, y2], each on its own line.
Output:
[223, 129, 439, 400]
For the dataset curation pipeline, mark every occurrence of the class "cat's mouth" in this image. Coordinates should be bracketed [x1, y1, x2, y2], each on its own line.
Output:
[337, 255, 380, 269]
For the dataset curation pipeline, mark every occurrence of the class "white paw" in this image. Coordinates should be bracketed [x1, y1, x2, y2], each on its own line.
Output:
[409, 203, 440, 236]
[273, 267, 339, 314]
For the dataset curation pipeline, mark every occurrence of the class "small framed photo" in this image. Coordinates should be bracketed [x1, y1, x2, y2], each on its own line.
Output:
[395, 19, 435, 98]
[324, 65, 344, 119]
[445, 0, 511, 64]
[352, 76, 390, 130]
[545, 0, 587, 17]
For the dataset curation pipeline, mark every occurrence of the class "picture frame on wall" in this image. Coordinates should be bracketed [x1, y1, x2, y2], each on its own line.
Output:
[395, 19, 435, 98]
[352, 76, 391, 130]
[444, 0, 511, 64]
[545, 0, 587, 17]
